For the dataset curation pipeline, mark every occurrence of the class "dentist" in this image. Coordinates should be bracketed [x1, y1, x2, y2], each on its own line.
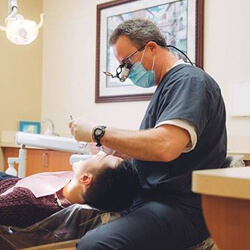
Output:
[70, 19, 227, 250]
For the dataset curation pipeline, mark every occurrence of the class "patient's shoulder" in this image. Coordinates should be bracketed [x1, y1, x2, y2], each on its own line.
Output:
[0, 178, 20, 194]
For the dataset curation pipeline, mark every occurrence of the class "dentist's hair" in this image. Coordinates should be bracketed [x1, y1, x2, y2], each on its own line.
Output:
[109, 18, 168, 49]
[84, 160, 140, 212]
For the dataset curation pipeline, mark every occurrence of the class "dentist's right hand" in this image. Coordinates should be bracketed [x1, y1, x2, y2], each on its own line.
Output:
[69, 118, 96, 142]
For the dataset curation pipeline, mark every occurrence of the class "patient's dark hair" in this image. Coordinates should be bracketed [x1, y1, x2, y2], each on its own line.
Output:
[84, 160, 140, 212]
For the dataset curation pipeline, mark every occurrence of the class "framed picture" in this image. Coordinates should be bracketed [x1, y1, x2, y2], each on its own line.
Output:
[96, 0, 204, 103]
[19, 121, 41, 134]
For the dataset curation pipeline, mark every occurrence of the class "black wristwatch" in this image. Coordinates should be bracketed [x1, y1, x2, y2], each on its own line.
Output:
[93, 126, 106, 147]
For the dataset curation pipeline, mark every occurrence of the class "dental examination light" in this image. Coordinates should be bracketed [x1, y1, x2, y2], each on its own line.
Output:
[0, 0, 44, 45]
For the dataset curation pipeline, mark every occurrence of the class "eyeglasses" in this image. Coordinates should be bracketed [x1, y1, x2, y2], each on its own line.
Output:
[121, 44, 146, 65]
[103, 44, 146, 82]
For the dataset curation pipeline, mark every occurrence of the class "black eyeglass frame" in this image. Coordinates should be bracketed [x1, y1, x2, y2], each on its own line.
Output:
[103, 44, 146, 81]
[121, 44, 146, 65]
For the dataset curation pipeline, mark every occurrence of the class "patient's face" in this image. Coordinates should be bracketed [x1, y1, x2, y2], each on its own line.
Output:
[72, 151, 123, 176]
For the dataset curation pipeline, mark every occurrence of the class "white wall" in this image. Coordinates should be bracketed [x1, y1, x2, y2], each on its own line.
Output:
[0, 0, 43, 131]
[204, 0, 250, 151]
[42, 0, 147, 137]
[42, 0, 250, 150]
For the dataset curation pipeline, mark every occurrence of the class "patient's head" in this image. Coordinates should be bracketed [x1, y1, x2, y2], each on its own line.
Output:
[71, 152, 140, 212]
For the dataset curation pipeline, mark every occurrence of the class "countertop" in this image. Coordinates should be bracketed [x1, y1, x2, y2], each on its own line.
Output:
[227, 151, 250, 161]
[192, 167, 250, 200]
[0, 142, 19, 148]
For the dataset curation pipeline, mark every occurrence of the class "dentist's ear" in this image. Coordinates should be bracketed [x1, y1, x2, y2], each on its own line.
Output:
[147, 41, 157, 55]
[81, 174, 94, 186]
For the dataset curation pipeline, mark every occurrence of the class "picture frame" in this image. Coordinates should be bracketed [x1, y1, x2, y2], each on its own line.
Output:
[96, 0, 204, 103]
[19, 121, 41, 134]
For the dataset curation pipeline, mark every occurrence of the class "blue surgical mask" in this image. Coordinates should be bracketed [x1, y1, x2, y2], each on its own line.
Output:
[128, 49, 156, 88]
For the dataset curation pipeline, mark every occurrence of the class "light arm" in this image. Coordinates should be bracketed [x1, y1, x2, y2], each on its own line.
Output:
[37, 13, 44, 29]
[8, 0, 18, 16]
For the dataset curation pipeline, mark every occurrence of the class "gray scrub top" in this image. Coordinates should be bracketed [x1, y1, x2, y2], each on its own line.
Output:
[133, 64, 227, 206]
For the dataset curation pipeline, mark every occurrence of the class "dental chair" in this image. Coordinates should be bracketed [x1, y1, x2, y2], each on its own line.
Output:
[1, 132, 108, 249]
[4, 133, 245, 250]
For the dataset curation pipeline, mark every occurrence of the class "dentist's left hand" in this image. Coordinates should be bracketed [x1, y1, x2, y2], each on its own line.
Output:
[69, 118, 96, 142]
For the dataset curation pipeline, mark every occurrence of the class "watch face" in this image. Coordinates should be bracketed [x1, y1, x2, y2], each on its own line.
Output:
[93, 126, 106, 146]
[95, 128, 103, 136]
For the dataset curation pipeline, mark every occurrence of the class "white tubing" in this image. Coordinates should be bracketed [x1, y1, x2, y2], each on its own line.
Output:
[15, 132, 89, 154]
[7, 5, 18, 19]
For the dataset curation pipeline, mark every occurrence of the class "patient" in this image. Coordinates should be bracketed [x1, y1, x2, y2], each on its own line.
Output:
[0, 152, 140, 228]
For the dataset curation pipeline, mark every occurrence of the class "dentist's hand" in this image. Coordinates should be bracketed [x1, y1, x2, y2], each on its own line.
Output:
[69, 118, 96, 142]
